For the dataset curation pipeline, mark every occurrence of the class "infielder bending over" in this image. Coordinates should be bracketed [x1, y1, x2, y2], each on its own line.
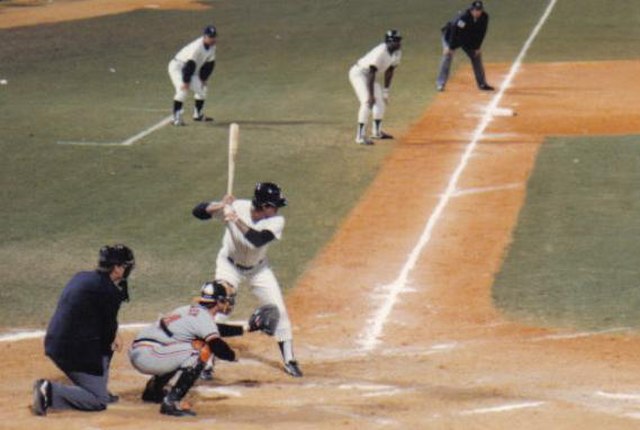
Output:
[128, 281, 238, 417]
[192, 182, 303, 378]
[349, 29, 402, 145]
[168, 25, 217, 126]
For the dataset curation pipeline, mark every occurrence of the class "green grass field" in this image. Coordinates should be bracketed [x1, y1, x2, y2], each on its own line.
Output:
[494, 135, 640, 330]
[1, 0, 639, 329]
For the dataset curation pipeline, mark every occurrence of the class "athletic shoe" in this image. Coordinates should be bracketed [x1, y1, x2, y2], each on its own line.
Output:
[479, 83, 495, 91]
[355, 137, 374, 146]
[172, 118, 186, 126]
[108, 392, 119, 404]
[436, 84, 445, 92]
[193, 115, 214, 122]
[32, 379, 51, 416]
[160, 399, 196, 417]
[371, 131, 394, 140]
[200, 366, 214, 381]
[283, 360, 303, 377]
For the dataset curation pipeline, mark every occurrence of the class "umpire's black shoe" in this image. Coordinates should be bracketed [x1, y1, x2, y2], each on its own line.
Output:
[107, 392, 119, 404]
[160, 399, 196, 417]
[32, 379, 51, 416]
[284, 360, 303, 378]
[479, 83, 495, 91]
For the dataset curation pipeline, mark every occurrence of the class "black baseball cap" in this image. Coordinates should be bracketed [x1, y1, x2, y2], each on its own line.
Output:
[471, 1, 484, 10]
[203, 25, 217, 37]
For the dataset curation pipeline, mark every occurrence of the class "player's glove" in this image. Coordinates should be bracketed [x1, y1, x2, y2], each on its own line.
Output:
[248, 305, 280, 336]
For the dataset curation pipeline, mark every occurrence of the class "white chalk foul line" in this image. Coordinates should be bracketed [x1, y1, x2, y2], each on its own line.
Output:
[57, 115, 172, 146]
[459, 401, 545, 416]
[357, 0, 559, 352]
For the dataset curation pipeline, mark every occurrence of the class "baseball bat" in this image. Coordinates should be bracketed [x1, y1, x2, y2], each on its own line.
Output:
[227, 123, 239, 195]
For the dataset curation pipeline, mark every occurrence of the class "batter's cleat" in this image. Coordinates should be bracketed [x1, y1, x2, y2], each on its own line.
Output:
[160, 399, 196, 417]
[193, 114, 214, 122]
[32, 379, 51, 416]
[371, 131, 394, 140]
[355, 137, 374, 146]
[283, 360, 303, 378]
[479, 83, 495, 91]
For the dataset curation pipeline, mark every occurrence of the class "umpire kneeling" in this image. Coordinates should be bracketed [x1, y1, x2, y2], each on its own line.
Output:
[32, 244, 135, 416]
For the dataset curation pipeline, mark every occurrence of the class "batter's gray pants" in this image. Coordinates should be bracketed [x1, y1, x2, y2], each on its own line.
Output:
[49, 356, 112, 411]
[436, 37, 487, 88]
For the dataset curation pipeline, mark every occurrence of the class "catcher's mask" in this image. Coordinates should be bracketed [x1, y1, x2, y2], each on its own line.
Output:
[198, 280, 236, 313]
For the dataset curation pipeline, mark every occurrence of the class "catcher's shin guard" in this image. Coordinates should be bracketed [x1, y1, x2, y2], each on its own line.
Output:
[160, 363, 203, 416]
[142, 371, 176, 403]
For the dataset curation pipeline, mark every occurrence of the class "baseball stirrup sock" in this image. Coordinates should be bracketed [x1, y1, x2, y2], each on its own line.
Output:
[278, 340, 295, 363]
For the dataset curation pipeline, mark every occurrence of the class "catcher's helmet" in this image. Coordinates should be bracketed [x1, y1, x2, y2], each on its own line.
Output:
[470, 1, 484, 10]
[98, 244, 135, 270]
[384, 29, 402, 43]
[203, 25, 217, 38]
[199, 280, 235, 305]
[252, 182, 287, 209]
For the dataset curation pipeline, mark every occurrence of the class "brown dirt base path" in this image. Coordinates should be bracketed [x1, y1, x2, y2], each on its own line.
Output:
[4, 2, 640, 429]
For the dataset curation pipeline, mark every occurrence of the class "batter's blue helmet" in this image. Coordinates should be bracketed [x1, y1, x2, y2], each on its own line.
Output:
[253, 182, 287, 208]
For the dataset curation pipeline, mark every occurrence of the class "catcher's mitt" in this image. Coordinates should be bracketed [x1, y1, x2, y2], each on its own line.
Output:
[248, 304, 280, 336]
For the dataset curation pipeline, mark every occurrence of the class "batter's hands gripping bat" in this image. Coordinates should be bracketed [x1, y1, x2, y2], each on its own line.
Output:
[227, 123, 239, 196]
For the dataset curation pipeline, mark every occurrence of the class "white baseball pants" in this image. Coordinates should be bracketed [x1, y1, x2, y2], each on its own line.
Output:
[349, 65, 385, 123]
[215, 253, 293, 342]
[168, 59, 208, 102]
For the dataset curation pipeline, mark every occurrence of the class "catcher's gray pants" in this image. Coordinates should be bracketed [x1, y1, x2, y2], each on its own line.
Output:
[128, 340, 200, 376]
[49, 356, 111, 411]
[436, 37, 487, 88]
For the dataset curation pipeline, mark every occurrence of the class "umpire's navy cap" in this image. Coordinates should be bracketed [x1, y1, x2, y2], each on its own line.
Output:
[203, 25, 217, 37]
[471, 1, 484, 10]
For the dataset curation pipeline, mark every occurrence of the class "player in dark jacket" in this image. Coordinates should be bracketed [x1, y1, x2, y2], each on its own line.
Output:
[436, 1, 495, 92]
[31, 244, 135, 416]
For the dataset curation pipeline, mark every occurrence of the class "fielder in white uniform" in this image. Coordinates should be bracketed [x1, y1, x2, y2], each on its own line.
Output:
[192, 182, 303, 378]
[168, 25, 217, 126]
[349, 29, 402, 145]
[129, 281, 239, 417]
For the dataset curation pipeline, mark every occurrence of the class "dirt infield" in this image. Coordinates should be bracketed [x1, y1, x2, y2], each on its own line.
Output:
[3, 1, 640, 428]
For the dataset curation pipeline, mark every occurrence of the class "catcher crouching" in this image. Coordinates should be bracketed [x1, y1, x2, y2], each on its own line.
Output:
[128, 280, 279, 417]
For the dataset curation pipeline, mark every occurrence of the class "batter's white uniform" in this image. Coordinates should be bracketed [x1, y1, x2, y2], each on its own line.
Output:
[213, 199, 292, 342]
[349, 43, 402, 123]
[129, 304, 219, 375]
[168, 36, 217, 102]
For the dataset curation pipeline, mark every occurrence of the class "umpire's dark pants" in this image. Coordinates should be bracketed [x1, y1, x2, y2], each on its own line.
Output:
[436, 37, 488, 88]
[49, 356, 111, 411]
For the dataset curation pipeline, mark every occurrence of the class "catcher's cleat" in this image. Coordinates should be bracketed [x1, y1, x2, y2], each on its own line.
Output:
[355, 137, 374, 146]
[32, 379, 51, 416]
[193, 115, 214, 122]
[160, 399, 196, 417]
[371, 131, 394, 140]
[199, 366, 214, 381]
[283, 360, 303, 378]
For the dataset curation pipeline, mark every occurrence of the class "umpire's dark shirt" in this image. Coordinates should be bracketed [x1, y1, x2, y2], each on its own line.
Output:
[442, 9, 489, 51]
[44, 270, 124, 375]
